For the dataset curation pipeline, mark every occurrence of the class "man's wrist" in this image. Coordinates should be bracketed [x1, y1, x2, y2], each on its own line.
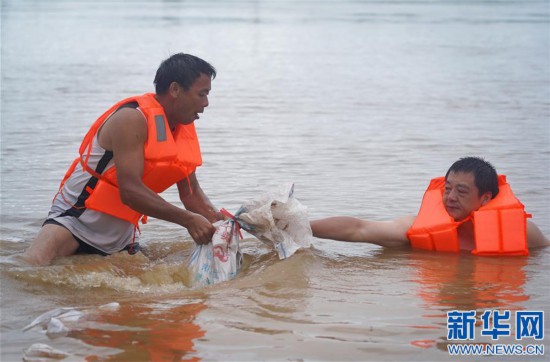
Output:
[208, 208, 225, 222]
[178, 210, 196, 228]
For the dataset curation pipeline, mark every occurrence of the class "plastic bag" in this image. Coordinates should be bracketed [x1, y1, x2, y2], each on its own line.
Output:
[187, 183, 312, 286]
[187, 219, 243, 287]
[235, 183, 312, 259]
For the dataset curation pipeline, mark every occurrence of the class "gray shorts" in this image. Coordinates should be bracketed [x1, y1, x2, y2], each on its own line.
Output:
[43, 218, 141, 255]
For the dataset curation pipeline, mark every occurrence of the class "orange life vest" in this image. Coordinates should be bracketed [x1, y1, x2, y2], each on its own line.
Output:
[406, 175, 530, 256]
[60, 93, 202, 226]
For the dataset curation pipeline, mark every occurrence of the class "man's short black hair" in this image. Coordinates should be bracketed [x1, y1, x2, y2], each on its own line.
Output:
[445, 157, 499, 198]
[154, 53, 216, 94]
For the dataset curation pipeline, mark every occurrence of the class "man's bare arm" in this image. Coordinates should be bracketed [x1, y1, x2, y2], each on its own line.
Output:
[98, 108, 215, 244]
[177, 173, 224, 223]
[310, 215, 414, 248]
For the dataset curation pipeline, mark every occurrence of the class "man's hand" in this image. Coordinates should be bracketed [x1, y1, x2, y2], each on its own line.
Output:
[213, 210, 227, 222]
[185, 213, 217, 244]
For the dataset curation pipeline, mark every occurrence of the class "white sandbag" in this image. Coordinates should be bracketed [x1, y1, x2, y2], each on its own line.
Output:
[187, 183, 312, 287]
[23, 343, 69, 361]
[188, 219, 242, 287]
[23, 307, 77, 331]
[24, 302, 118, 336]
[46, 318, 69, 338]
[236, 183, 312, 259]
[98, 302, 120, 311]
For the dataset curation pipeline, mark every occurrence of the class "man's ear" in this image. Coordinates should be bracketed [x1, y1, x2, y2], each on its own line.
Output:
[168, 82, 180, 98]
[480, 192, 492, 206]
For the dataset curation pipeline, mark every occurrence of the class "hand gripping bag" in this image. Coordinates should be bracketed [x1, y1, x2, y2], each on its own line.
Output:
[188, 183, 312, 286]
[188, 218, 242, 287]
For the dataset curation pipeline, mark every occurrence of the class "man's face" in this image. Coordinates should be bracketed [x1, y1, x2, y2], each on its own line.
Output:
[173, 73, 211, 125]
[443, 171, 491, 221]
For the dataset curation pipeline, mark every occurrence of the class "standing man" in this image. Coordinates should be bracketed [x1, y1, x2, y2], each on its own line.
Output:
[23, 53, 224, 265]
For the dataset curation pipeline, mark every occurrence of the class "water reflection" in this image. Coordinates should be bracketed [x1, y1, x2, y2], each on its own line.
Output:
[70, 301, 206, 361]
[407, 251, 528, 351]
[410, 252, 528, 311]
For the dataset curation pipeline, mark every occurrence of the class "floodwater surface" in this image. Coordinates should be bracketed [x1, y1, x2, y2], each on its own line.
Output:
[1, 0, 549, 361]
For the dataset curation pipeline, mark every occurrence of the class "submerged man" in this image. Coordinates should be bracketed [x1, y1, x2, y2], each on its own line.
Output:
[23, 53, 224, 265]
[311, 157, 549, 254]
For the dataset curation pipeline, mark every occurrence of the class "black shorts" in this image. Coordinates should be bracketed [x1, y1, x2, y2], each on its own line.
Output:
[43, 218, 141, 256]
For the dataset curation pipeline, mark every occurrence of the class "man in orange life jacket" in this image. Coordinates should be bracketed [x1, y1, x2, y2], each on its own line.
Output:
[311, 157, 549, 255]
[23, 53, 225, 265]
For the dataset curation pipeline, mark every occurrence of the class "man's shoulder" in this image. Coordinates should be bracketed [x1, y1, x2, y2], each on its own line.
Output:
[108, 106, 147, 127]
[99, 107, 148, 149]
